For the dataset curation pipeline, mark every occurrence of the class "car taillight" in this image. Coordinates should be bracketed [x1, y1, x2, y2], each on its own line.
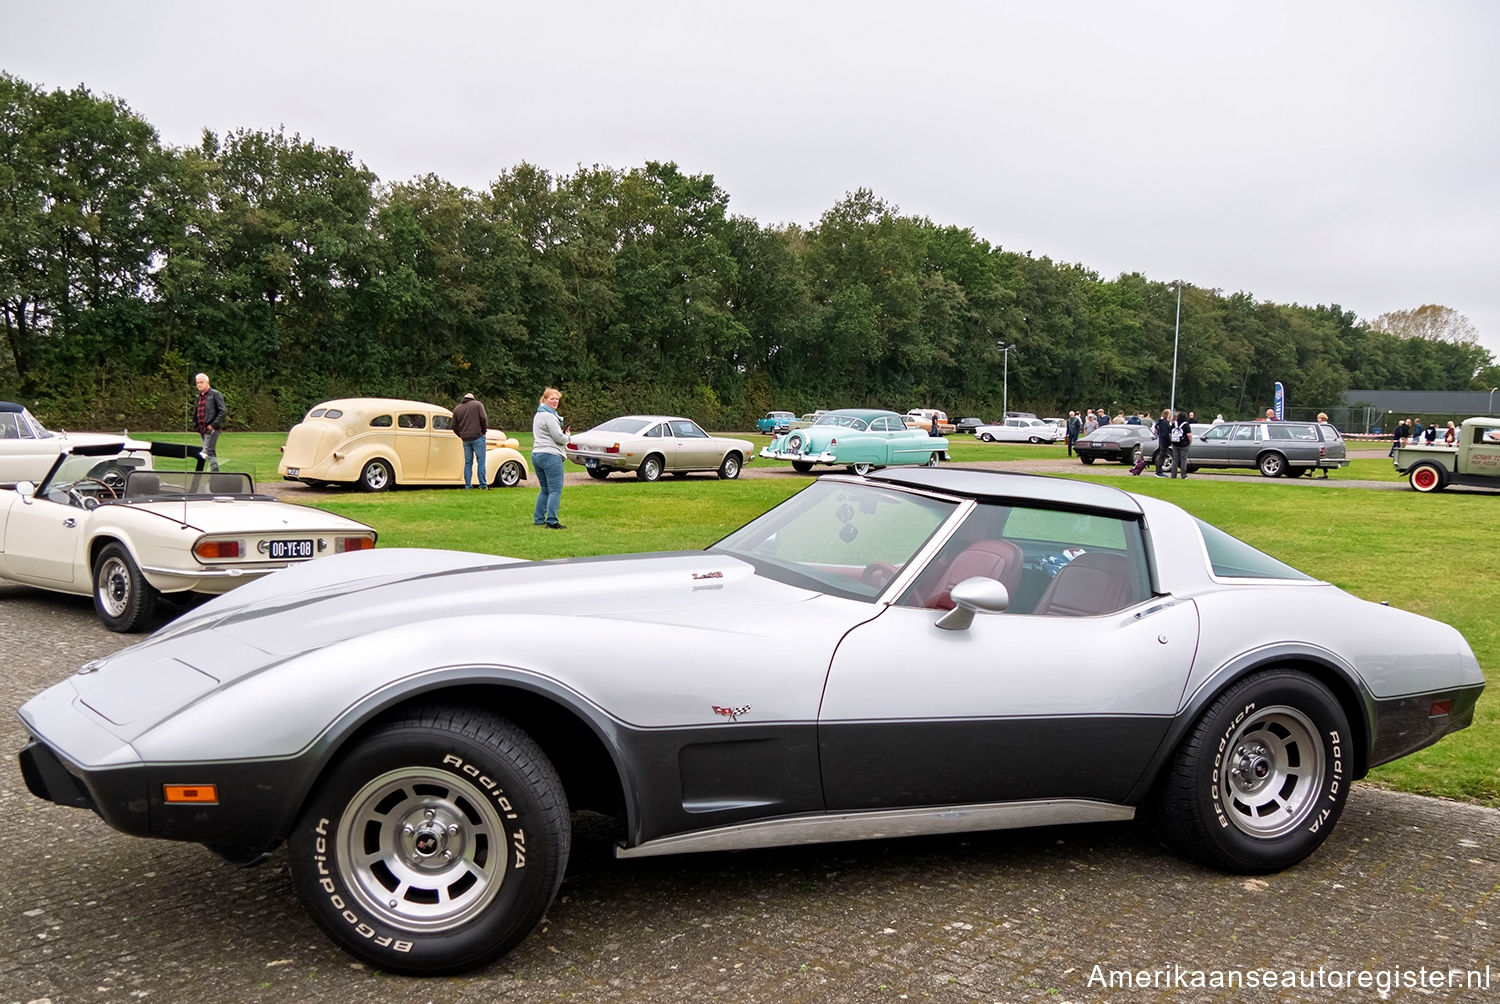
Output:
[335, 536, 375, 553]
[195, 540, 240, 559]
[605, 443, 621, 454]
[566, 442, 576, 450]
[830, 438, 837, 447]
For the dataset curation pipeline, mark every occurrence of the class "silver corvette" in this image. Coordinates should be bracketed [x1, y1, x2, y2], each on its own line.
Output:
[17, 468, 1484, 975]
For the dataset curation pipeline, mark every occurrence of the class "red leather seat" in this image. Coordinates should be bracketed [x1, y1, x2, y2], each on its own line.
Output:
[1032, 551, 1134, 617]
[922, 539, 1024, 610]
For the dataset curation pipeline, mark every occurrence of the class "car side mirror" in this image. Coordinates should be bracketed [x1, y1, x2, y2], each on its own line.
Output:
[15, 480, 35, 501]
[936, 577, 1010, 631]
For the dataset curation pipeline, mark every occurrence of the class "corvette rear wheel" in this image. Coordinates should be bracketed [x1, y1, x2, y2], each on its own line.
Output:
[1079, 455, 1095, 465]
[1153, 669, 1349, 873]
[289, 707, 569, 975]
[92, 542, 158, 632]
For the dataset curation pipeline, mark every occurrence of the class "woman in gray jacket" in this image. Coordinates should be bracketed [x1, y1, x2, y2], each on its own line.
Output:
[531, 387, 570, 528]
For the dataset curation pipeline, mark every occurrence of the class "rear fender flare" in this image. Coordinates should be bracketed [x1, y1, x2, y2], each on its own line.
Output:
[1125, 642, 1373, 805]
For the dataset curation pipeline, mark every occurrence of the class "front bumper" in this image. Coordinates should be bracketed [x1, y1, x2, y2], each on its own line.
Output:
[761, 448, 837, 463]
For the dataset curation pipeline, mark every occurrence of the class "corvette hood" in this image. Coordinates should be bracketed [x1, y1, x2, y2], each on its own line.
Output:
[55, 548, 848, 745]
[205, 549, 814, 656]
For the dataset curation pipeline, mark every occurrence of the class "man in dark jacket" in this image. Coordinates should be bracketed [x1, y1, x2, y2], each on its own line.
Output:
[452, 392, 489, 489]
[192, 372, 226, 472]
[1152, 408, 1172, 477]
[1065, 411, 1081, 457]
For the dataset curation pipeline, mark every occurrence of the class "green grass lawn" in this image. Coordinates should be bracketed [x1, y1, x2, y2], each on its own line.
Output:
[141, 431, 1497, 805]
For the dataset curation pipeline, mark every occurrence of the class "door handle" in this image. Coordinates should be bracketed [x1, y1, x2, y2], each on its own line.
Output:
[63, 518, 77, 528]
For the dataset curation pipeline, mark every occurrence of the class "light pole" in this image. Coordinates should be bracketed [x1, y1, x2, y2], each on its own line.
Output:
[1169, 281, 1182, 418]
[998, 342, 1016, 417]
[1489, 387, 1497, 413]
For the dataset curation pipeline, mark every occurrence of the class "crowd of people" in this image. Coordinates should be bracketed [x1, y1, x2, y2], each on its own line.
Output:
[1387, 418, 1458, 456]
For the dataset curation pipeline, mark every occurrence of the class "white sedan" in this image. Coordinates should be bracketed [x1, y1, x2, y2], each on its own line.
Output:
[0, 441, 377, 631]
[0, 401, 134, 486]
[974, 418, 1061, 443]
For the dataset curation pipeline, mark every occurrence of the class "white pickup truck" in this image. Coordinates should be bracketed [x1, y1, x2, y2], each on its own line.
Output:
[1392, 416, 1500, 492]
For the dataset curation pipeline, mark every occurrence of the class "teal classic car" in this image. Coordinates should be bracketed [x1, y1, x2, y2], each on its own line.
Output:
[761, 408, 948, 474]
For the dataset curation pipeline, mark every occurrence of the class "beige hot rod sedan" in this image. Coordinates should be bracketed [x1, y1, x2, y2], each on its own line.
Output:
[278, 398, 530, 491]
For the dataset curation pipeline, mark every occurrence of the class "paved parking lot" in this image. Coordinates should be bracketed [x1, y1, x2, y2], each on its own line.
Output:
[2, 585, 1497, 1002]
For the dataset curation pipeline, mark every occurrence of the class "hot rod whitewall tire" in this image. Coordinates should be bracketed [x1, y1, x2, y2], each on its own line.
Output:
[1152, 670, 1349, 873]
[92, 542, 158, 632]
[359, 459, 394, 492]
[1408, 463, 1445, 493]
[288, 708, 570, 975]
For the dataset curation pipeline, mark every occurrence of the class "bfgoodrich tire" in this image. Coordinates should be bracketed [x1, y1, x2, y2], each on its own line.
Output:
[288, 707, 570, 975]
[1152, 669, 1350, 873]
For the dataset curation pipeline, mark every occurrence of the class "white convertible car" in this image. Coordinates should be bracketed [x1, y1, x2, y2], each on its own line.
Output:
[0, 441, 377, 630]
[0, 401, 135, 486]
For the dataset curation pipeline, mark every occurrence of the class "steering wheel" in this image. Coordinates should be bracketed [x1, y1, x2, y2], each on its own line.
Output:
[68, 477, 118, 509]
[73, 476, 119, 498]
[860, 561, 899, 590]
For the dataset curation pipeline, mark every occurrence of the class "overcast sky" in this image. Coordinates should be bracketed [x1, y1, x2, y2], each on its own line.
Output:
[6, 1, 1499, 363]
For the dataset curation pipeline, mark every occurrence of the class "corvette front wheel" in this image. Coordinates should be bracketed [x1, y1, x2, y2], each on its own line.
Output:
[289, 707, 570, 975]
[1153, 670, 1349, 873]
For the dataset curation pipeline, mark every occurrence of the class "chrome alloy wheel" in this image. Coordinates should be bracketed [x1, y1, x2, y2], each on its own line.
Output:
[95, 554, 133, 619]
[336, 767, 509, 932]
[1218, 705, 1325, 839]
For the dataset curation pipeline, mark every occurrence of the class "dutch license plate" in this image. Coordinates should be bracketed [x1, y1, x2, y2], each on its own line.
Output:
[585, 458, 598, 468]
[270, 539, 315, 559]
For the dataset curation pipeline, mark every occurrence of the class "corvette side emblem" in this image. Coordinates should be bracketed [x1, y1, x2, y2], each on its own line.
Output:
[693, 571, 723, 580]
[712, 704, 751, 722]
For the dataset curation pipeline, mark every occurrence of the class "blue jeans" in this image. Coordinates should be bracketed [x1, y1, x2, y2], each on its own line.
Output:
[462, 437, 487, 487]
[532, 451, 564, 524]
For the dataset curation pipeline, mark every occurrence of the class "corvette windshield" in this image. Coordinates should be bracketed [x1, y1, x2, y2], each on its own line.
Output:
[710, 480, 958, 600]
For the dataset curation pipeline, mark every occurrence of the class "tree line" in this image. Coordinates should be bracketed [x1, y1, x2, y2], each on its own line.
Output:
[2, 73, 1493, 433]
